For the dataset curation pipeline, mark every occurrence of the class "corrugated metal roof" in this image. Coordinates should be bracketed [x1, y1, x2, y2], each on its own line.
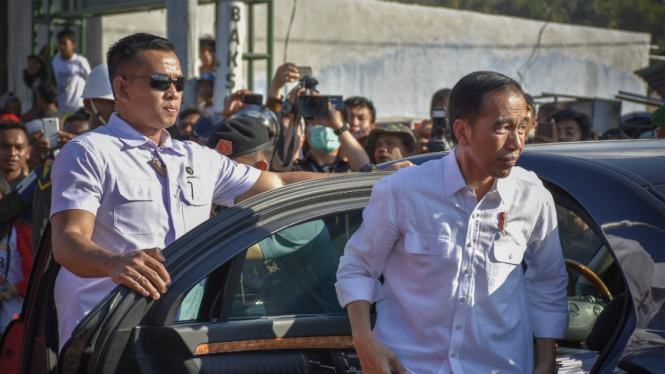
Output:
[636, 61, 665, 99]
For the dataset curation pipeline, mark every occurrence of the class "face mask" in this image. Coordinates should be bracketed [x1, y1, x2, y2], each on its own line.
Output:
[308, 125, 340, 153]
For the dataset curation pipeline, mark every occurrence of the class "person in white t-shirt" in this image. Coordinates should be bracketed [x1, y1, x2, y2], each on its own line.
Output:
[51, 29, 91, 113]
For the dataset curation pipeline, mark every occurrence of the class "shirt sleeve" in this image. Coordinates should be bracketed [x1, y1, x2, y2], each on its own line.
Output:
[335, 177, 402, 308]
[524, 189, 569, 339]
[210, 152, 261, 208]
[79, 56, 91, 79]
[50, 141, 105, 220]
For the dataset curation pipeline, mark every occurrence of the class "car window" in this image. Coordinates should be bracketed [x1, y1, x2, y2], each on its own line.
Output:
[176, 210, 364, 322]
[556, 205, 603, 267]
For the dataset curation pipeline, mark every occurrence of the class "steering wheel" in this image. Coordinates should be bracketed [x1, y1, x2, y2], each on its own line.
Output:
[563, 259, 612, 342]
[565, 259, 612, 302]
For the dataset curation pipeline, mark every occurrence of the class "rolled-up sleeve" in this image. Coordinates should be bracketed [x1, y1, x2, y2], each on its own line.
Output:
[50, 141, 105, 220]
[336, 177, 402, 308]
[524, 191, 569, 339]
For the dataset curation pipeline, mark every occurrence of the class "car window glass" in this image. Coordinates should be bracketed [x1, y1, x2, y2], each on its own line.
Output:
[175, 210, 363, 322]
[556, 205, 603, 267]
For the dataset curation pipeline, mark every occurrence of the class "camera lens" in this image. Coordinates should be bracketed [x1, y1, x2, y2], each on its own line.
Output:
[303, 97, 323, 112]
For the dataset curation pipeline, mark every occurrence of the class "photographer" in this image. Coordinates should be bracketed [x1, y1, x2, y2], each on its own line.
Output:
[271, 81, 369, 173]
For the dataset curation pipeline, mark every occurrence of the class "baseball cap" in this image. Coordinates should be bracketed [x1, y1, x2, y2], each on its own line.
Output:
[199, 71, 216, 84]
[0, 92, 18, 111]
[206, 117, 271, 158]
[82, 64, 114, 100]
[651, 104, 665, 129]
[193, 113, 225, 140]
[364, 124, 417, 162]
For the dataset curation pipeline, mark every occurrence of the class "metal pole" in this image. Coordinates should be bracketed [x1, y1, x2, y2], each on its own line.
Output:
[267, 0, 273, 88]
[166, 0, 199, 110]
[47, 0, 54, 82]
[248, 1, 254, 91]
[79, 19, 86, 57]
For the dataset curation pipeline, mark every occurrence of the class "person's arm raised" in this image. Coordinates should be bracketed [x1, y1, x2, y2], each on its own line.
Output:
[51, 209, 170, 300]
[310, 100, 370, 171]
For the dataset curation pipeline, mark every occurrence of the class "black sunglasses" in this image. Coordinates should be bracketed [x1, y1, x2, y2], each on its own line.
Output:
[122, 74, 186, 92]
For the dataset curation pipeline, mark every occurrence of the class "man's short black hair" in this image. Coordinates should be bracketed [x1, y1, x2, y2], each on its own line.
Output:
[200, 37, 216, 52]
[37, 81, 58, 105]
[64, 108, 89, 125]
[0, 120, 29, 138]
[56, 28, 77, 44]
[106, 33, 176, 97]
[178, 106, 207, 123]
[549, 108, 592, 141]
[448, 71, 523, 143]
[344, 96, 376, 123]
[430, 88, 452, 113]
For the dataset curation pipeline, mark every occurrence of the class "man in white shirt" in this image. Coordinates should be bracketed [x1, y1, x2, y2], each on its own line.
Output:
[336, 71, 568, 374]
[50, 32, 330, 349]
[51, 28, 91, 113]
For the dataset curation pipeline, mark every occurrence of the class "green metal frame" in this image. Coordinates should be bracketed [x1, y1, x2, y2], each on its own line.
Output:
[31, 0, 274, 91]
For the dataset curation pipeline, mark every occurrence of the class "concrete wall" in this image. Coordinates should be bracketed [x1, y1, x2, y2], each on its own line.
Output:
[6, 0, 651, 118]
[254, 0, 650, 117]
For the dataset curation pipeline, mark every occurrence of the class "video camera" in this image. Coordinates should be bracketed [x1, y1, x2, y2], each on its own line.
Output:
[428, 107, 452, 153]
[293, 75, 344, 119]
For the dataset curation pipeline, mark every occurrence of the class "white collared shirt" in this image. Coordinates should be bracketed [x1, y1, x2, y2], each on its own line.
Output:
[51, 113, 260, 348]
[336, 149, 568, 374]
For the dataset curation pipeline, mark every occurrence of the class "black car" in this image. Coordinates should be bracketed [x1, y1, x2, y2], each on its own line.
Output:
[1, 140, 664, 374]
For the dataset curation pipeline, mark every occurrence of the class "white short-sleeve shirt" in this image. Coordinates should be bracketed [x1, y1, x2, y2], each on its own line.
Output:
[51, 52, 91, 112]
[50, 113, 260, 347]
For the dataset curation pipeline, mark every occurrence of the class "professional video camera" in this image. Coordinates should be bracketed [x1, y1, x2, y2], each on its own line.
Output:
[294, 75, 344, 119]
[428, 107, 452, 153]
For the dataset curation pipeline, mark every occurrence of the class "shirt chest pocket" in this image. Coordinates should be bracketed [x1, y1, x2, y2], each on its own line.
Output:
[487, 238, 526, 297]
[180, 179, 212, 231]
[403, 233, 451, 285]
[113, 180, 162, 235]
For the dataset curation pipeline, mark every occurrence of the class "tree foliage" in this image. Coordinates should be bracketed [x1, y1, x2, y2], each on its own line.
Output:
[386, 0, 665, 52]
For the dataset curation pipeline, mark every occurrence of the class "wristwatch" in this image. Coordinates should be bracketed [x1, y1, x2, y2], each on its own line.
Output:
[334, 122, 350, 136]
[359, 163, 379, 173]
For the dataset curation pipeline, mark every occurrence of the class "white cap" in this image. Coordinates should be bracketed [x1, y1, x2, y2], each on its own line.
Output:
[26, 120, 43, 134]
[81, 64, 114, 100]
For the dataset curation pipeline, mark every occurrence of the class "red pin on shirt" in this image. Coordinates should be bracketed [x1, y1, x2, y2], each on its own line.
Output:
[499, 212, 507, 237]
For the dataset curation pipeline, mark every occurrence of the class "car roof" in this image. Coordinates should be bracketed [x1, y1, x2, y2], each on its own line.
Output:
[395, 140, 665, 187]
[521, 140, 665, 186]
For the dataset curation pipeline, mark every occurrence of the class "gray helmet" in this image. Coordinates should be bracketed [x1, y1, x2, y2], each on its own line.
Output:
[232, 105, 279, 141]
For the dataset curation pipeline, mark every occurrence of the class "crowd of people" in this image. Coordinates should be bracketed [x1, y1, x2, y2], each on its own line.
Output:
[0, 28, 664, 372]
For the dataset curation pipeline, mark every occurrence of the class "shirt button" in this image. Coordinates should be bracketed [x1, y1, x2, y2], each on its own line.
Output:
[450, 352, 457, 358]
[464, 268, 471, 275]
[138, 190, 143, 196]
[509, 253, 513, 259]
[467, 242, 472, 247]
[424, 244, 430, 251]
[460, 296, 467, 302]
[455, 324, 462, 330]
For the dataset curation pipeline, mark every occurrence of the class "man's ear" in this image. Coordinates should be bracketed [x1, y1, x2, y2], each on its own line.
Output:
[112, 77, 129, 103]
[453, 119, 471, 147]
[254, 160, 269, 171]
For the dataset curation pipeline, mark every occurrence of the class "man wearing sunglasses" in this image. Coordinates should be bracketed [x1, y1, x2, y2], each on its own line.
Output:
[49, 33, 335, 349]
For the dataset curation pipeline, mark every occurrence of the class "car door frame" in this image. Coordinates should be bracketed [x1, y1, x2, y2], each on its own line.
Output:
[59, 173, 384, 373]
